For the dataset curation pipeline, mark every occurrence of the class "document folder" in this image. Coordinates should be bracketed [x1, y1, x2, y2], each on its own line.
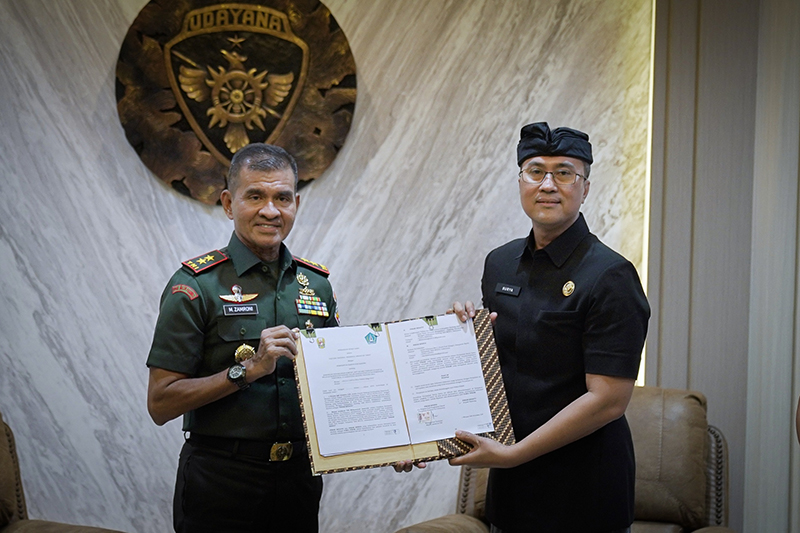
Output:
[293, 308, 514, 475]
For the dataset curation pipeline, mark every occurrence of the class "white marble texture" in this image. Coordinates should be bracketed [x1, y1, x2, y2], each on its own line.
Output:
[0, 0, 651, 531]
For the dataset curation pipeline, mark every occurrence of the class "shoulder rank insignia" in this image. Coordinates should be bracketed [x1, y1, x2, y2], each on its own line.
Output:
[182, 250, 228, 274]
[293, 256, 330, 277]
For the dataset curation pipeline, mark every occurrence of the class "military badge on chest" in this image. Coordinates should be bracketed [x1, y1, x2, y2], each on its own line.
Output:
[295, 273, 329, 317]
[220, 285, 259, 316]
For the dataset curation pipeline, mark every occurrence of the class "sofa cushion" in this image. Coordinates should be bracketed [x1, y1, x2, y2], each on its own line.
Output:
[393, 515, 488, 533]
[632, 521, 684, 533]
[627, 387, 709, 530]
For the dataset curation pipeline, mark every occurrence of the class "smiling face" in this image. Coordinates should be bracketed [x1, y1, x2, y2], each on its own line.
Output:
[518, 155, 590, 249]
[220, 166, 299, 262]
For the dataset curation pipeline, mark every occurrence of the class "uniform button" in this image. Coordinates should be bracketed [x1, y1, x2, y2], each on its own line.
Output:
[276, 295, 281, 300]
[240, 328, 246, 336]
[279, 378, 286, 385]
[262, 266, 269, 273]
[280, 422, 288, 431]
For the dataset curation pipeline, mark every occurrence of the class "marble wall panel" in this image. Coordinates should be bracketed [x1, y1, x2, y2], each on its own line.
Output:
[0, 0, 651, 531]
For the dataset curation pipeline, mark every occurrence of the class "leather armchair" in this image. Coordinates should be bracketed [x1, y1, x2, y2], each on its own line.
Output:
[0, 407, 125, 533]
[394, 386, 736, 533]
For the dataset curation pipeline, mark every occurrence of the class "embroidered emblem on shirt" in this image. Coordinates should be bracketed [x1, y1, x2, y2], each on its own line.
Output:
[182, 250, 228, 274]
[219, 285, 258, 302]
[171, 284, 199, 300]
[562, 281, 575, 297]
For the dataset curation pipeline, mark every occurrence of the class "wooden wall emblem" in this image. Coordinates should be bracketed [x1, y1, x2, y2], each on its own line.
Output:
[116, 1, 356, 205]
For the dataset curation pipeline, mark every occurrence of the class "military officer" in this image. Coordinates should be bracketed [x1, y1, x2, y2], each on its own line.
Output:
[147, 143, 338, 533]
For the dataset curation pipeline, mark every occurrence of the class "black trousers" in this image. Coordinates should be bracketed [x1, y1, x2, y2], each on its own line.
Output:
[174, 440, 323, 533]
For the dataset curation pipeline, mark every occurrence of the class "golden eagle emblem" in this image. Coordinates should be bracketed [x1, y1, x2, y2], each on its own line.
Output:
[162, 5, 311, 168]
[178, 48, 294, 154]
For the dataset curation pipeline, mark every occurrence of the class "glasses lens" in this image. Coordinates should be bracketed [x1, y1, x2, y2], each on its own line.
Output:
[520, 168, 545, 183]
[553, 170, 577, 184]
[519, 168, 577, 184]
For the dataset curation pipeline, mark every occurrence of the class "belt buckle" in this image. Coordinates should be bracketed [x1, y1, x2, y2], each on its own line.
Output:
[270, 442, 293, 461]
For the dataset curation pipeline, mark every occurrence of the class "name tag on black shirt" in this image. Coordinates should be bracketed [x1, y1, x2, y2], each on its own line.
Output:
[495, 283, 520, 296]
[223, 304, 259, 316]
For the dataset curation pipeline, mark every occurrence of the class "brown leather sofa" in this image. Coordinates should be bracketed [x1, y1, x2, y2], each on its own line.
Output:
[394, 386, 736, 533]
[0, 407, 125, 533]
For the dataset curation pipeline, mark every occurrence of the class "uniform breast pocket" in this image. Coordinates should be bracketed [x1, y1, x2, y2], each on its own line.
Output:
[535, 310, 583, 336]
[217, 316, 263, 342]
[515, 309, 585, 376]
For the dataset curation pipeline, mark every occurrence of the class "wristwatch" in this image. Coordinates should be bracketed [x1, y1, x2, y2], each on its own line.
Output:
[227, 363, 249, 390]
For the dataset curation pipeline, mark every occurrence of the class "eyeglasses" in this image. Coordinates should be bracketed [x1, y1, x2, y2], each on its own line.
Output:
[518, 167, 585, 185]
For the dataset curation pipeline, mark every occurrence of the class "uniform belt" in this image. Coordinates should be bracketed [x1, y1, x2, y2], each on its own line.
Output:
[188, 434, 306, 461]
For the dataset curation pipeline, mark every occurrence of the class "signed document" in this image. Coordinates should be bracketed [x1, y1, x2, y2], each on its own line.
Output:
[294, 309, 514, 475]
[388, 315, 494, 444]
[299, 324, 410, 456]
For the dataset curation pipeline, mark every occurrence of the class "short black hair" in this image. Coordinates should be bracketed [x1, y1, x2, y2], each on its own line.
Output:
[226, 143, 299, 193]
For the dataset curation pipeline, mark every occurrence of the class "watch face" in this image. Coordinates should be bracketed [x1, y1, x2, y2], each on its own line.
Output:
[228, 365, 244, 380]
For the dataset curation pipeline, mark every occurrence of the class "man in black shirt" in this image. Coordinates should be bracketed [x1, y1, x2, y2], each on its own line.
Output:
[451, 123, 650, 533]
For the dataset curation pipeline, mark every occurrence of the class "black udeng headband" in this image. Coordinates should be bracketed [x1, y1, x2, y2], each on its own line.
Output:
[516, 122, 593, 166]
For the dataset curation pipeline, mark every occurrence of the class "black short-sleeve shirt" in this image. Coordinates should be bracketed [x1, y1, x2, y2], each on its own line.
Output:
[147, 232, 338, 442]
[481, 214, 650, 533]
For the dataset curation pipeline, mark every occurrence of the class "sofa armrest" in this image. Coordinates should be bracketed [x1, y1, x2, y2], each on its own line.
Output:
[393, 514, 489, 533]
[1, 416, 27, 526]
[705, 426, 728, 527]
[456, 466, 489, 519]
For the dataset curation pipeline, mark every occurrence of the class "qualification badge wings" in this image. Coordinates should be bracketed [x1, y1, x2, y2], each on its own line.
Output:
[219, 285, 258, 302]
